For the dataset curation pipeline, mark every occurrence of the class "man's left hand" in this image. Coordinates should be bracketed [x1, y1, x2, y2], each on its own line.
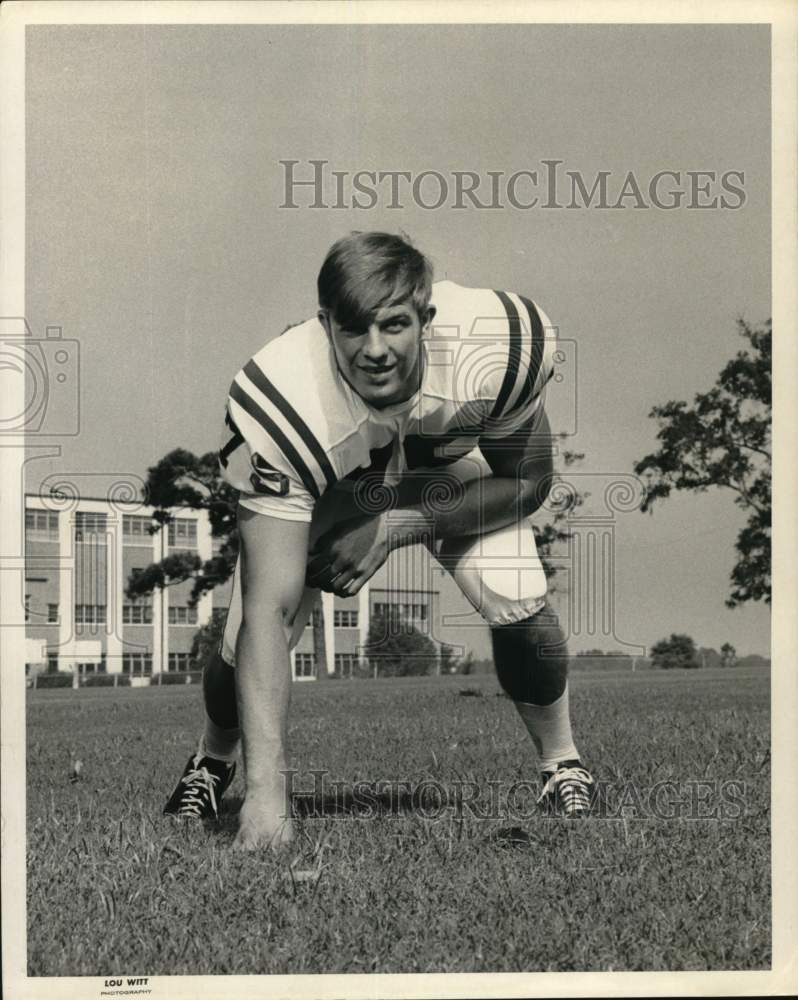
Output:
[306, 513, 392, 595]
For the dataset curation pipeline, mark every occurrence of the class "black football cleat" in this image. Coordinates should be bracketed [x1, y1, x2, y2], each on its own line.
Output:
[163, 752, 236, 820]
[537, 760, 596, 818]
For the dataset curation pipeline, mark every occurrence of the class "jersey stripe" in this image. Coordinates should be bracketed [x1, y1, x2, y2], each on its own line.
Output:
[508, 294, 546, 414]
[229, 381, 321, 500]
[490, 289, 522, 419]
[242, 359, 337, 489]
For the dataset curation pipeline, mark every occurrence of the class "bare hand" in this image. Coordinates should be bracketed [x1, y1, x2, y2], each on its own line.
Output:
[233, 796, 295, 851]
[305, 514, 391, 596]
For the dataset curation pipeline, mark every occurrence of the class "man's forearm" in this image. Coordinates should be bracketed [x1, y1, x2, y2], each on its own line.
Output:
[235, 611, 292, 795]
[388, 467, 552, 549]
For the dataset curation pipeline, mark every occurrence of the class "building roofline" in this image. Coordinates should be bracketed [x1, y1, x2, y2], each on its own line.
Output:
[369, 588, 440, 596]
[24, 492, 205, 515]
[25, 492, 148, 505]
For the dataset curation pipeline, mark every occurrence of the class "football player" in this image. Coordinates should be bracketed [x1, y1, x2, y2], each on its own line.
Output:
[163, 232, 596, 847]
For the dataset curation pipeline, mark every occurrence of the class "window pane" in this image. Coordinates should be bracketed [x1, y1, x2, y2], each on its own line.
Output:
[26, 510, 59, 538]
[123, 515, 153, 537]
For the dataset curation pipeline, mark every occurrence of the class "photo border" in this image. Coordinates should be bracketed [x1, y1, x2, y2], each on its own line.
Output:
[2, 2, 795, 998]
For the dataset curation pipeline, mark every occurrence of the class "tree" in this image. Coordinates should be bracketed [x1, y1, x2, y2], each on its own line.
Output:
[533, 437, 587, 590]
[438, 643, 457, 675]
[125, 447, 330, 677]
[720, 642, 738, 668]
[697, 646, 721, 669]
[126, 449, 239, 603]
[456, 650, 476, 675]
[634, 319, 771, 607]
[364, 611, 438, 678]
[190, 608, 227, 669]
[650, 633, 700, 670]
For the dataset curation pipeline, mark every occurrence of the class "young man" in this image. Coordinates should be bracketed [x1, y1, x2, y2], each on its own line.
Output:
[163, 232, 595, 849]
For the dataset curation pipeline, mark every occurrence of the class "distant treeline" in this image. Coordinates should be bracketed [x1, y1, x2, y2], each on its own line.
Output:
[460, 650, 770, 675]
[572, 649, 770, 672]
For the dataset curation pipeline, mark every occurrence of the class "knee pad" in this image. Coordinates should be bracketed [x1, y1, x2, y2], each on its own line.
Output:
[490, 602, 569, 705]
[202, 652, 239, 730]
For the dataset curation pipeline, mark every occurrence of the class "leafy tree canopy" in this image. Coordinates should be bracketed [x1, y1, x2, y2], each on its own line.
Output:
[126, 448, 239, 606]
[634, 319, 771, 607]
[189, 607, 228, 668]
[364, 612, 438, 678]
[650, 633, 700, 670]
[720, 642, 738, 668]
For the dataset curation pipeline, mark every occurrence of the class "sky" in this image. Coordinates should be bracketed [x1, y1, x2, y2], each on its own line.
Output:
[24, 24, 771, 657]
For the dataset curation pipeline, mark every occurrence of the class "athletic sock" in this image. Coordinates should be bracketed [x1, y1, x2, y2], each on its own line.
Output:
[200, 715, 240, 763]
[513, 684, 579, 772]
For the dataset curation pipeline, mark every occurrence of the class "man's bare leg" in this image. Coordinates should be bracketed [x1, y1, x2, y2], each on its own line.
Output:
[163, 513, 308, 848]
[161, 648, 240, 822]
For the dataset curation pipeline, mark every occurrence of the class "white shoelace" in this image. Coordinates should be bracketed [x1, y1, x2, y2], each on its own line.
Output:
[177, 763, 222, 817]
[537, 766, 594, 814]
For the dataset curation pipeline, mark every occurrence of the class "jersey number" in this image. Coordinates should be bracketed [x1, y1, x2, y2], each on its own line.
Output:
[249, 452, 290, 497]
[219, 410, 244, 469]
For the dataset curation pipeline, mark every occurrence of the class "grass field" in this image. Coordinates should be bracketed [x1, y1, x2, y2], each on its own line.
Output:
[26, 666, 770, 975]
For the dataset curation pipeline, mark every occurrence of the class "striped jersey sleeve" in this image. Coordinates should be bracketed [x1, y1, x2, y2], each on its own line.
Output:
[218, 354, 337, 521]
[478, 290, 557, 440]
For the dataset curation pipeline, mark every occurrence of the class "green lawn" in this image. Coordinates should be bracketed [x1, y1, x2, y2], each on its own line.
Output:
[26, 667, 770, 975]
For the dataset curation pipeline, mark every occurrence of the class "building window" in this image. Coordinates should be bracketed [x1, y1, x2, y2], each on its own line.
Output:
[294, 653, 315, 678]
[123, 514, 153, 539]
[374, 601, 402, 618]
[47, 653, 59, 673]
[373, 600, 428, 622]
[168, 652, 193, 671]
[47, 603, 59, 623]
[75, 604, 107, 624]
[77, 661, 103, 675]
[75, 512, 107, 540]
[122, 652, 152, 675]
[25, 510, 59, 539]
[334, 653, 357, 675]
[168, 606, 198, 625]
[25, 594, 31, 623]
[123, 602, 153, 625]
[168, 518, 198, 549]
[333, 610, 359, 628]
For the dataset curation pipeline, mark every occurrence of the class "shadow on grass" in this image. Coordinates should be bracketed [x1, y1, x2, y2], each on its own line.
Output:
[213, 792, 545, 849]
[219, 785, 424, 822]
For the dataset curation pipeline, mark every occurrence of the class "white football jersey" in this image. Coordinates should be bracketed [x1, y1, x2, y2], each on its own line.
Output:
[218, 280, 557, 521]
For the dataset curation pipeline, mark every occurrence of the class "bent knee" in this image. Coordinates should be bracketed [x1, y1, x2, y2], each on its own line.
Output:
[490, 603, 569, 703]
[490, 601, 569, 664]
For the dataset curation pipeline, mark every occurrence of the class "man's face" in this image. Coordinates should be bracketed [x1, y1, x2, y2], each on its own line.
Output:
[319, 299, 434, 408]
